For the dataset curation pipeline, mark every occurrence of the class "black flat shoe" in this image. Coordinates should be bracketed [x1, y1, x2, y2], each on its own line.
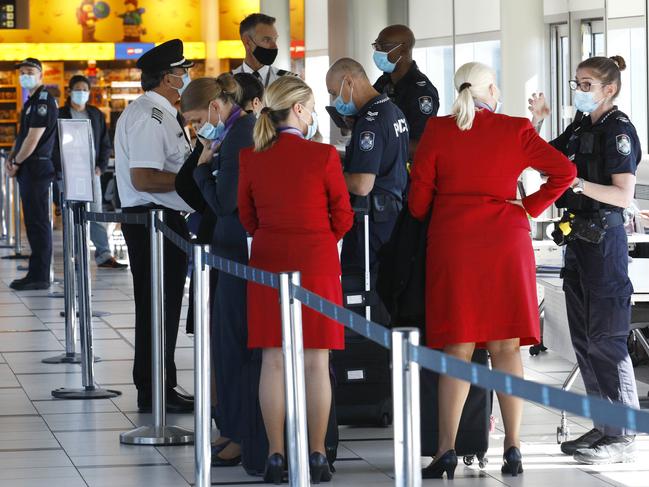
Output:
[263, 453, 285, 484]
[211, 453, 241, 467]
[501, 446, 523, 476]
[211, 440, 231, 456]
[309, 452, 332, 484]
[137, 389, 194, 414]
[422, 449, 457, 479]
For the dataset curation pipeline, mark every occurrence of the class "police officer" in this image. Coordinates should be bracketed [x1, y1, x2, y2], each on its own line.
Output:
[372, 24, 439, 159]
[5, 58, 57, 291]
[530, 55, 640, 464]
[325, 58, 409, 323]
[231, 13, 298, 87]
[115, 39, 194, 413]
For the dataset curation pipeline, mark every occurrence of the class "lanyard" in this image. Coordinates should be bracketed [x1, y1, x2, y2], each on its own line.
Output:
[209, 106, 244, 150]
[278, 126, 304, 138]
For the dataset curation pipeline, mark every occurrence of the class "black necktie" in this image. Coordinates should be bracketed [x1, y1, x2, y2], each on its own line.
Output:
[253, 71, 262, 80]
[176, 112, 191, 145]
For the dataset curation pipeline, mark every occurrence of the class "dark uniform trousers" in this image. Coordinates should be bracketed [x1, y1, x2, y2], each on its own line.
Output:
[17, 164, 52, 282]
[562, 225, 639, 436]
[121, 206, 189, 394]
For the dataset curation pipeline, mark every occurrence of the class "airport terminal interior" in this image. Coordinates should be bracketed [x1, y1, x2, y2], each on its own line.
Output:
[2, 0, 649, 486]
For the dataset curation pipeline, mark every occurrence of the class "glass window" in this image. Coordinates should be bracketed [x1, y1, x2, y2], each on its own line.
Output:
[412, 44, 453, 115]
[305, 55, 331, 141]
[455, 39, 502, 85]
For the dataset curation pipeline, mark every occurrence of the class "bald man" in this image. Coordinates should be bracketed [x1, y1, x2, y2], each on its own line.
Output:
[372, 24, 439, 158]
[326, 58, 408, 323]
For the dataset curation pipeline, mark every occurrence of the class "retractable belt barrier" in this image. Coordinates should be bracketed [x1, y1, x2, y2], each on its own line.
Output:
[69, 210, 649, 487]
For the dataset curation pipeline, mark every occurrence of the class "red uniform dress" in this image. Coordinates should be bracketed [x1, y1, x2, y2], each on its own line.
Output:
[408, 110, 576, 348]
[238, 132, 354, 349]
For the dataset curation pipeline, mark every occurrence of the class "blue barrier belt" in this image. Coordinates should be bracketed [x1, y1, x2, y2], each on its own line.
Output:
[85, 211, 148, 226]
[203, 252, 278, 289]
[155, 218, 193, 255]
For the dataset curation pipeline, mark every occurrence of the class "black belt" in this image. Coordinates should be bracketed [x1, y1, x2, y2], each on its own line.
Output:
[123, 205, 184, 214]
[570, 209, 624, 229]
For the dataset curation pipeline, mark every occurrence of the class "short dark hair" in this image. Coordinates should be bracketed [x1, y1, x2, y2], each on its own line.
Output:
[233, 72, 264, 108]
[239, 13, 276, 38]
[68, 74, 90, 91]
[141, 70, 170, 92]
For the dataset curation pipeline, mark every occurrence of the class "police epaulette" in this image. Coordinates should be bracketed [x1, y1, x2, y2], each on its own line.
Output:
[151, 107, 164, 124]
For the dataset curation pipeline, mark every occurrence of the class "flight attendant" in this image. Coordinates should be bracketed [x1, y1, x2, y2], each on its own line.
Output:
[409, 62, 575, 478]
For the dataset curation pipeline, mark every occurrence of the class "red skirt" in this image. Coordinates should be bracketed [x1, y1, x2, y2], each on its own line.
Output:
[247, 273, 345, 349]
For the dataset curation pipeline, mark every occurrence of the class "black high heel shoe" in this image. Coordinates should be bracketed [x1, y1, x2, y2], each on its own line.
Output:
[309, 452, 332, 484]
[422, 449, 458, 479]
[501, 446, 523, 476]
[263, 453, 285, 484]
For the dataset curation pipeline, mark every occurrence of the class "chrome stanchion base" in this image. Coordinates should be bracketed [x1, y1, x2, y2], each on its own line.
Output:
[17, 264, 28, 270]
[120, 425, 194, 446]
[51, 386, 120, 399]
[48, 291, 65, 298]
[2, 253, 29, 260]
[41, 352, 101, 364]
[59, 310, 111, 318]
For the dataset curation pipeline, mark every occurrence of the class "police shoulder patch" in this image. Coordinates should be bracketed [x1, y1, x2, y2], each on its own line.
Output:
[616, 134, 631, 156]
[39, 91, 49, 100]
[37, 104, 47, 117]
[151, 107, 164, 124]
[359, 131, 375, 151]
[418, 96, 433, 114]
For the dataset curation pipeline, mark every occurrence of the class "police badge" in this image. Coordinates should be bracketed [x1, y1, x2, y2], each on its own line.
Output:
[616, 134, 631, 156]
[37, 104, 48, 117]
[419, 96, 433, 114]
[359, 131, 375, 151]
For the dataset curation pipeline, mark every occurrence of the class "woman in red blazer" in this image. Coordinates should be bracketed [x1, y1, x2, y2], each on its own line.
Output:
[238, 76, 353, 484]
[408, 62, 576, 479]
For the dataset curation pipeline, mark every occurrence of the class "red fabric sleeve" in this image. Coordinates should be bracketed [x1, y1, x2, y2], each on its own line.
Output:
[325, 146, 354, 240]
[519, 120, 576, 218]
[408, 119, 437, 221]
[237, 150, 259, 235]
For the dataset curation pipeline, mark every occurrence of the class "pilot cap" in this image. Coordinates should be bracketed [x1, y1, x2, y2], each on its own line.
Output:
[136, 39, 194, 73]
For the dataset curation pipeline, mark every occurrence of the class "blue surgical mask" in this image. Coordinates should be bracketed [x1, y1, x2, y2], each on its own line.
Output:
[170, 72, 191, 96]
[300, 111, 318, 140]
[197, 102, 225, 140]
[71, 90, 90, 106]
[573, 89, 602, 114]
[334, 80, 358, 116]
[372, 44, 402, 73]
[19, 74, 38, 90]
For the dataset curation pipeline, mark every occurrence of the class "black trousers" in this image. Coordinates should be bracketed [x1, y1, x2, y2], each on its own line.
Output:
[16, 172, 52, 282]
[122, 206, 189, 394]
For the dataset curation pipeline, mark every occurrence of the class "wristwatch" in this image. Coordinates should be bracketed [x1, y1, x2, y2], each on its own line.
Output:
[572, 177, 585, 194]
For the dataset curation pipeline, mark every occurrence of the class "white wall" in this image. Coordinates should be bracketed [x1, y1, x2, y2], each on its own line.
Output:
[409, 0, 500, 39]
[455, 0, 500, 35]
[608, 0, 644, 18]
[305, 0, 328, 52]
[544, 0, 606, 15]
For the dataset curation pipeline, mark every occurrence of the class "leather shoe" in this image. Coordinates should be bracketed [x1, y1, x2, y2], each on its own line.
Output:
[137, 389, 194, 413]
[10, 279, 49, 291]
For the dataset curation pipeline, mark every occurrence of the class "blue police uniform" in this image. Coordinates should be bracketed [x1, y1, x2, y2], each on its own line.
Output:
[373, 60, 439, 144]
[14, 85, 58, 284]
[552, 107, 641, 437]
[341, 93, 408, 281]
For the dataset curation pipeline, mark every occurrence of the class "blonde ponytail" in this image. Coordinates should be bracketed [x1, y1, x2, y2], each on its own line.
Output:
[451, 62, 498, 131]
[252, 76, 314, 152]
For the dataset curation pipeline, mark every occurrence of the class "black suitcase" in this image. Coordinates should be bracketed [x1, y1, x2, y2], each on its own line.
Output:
[333, 209, 393, 426]
[240, 350, 339, 476]
[420, 349, 493, 467]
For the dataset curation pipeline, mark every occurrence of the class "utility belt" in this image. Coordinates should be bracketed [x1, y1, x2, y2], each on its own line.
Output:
[351, 193, 402, 224]
[551, 209, 624, 246]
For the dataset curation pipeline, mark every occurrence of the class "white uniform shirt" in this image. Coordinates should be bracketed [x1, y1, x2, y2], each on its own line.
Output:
[231, 62, 295, 88]
[115, 91, 192, 211]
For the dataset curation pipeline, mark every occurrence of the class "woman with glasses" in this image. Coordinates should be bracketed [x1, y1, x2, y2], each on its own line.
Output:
[529, 55, 641, 465]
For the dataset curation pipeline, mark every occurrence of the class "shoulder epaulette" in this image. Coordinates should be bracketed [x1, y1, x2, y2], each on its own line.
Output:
[277, 69, 299, 77]
[39, 90, 49, 100]
[151, 107, 164, 124]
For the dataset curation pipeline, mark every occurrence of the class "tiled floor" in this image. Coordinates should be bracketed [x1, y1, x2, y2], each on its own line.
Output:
[0, 228, 648, 486]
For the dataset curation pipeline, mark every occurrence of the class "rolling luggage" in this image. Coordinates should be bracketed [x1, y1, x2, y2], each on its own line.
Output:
[333, 205, 393, 426]
[240, 350, 339, 476]
[420, 349, 493, 467]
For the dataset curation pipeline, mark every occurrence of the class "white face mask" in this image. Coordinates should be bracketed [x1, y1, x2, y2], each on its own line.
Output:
[299, 110, 318, 140]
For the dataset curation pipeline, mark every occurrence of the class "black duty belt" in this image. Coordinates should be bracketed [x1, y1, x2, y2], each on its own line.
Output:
[571, 209, 624, 229]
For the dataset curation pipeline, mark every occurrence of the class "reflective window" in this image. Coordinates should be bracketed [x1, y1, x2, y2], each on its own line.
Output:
[304, 55, 331, 141]
[412, 44, 454, 115]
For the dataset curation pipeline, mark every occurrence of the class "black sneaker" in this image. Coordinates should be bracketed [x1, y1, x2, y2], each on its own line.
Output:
[573, 435, 636, 465]
[10, 279, 50, 291]
[97, 257, 128, 269]
[560, 428, 604, 455]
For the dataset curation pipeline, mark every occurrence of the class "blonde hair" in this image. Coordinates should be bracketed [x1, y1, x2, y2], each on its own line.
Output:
[180, 73, 242, 113]
[451, 62, 498, 131]
[253, 76, 313, 152]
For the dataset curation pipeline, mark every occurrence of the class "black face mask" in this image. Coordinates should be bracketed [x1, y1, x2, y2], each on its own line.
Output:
[252, 43, 278, 66]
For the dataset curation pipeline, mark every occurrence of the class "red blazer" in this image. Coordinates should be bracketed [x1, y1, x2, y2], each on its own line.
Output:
[238, 132, 354, 275]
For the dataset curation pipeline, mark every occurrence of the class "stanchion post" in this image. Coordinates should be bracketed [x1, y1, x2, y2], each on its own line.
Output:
[48, 182, 54, 284]
[51, 202, 120, 399]
[279, 272, 310, 486]
[13, 177, 21, 254]
[0, 150, 7, 240]
[193, 244, 211, 487]
[120, 209, 193, 445]
[6, 176, 14, 245]
[391, 328, 422, 487]
[42, 199, 83, 364]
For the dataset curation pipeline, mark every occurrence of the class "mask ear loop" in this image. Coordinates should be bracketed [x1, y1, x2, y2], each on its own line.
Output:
[387, 43, 403, 65]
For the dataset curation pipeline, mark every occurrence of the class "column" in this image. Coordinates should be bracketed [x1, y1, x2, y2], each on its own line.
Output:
[261, 0, 292, 71]
[201, 0, 220, 77]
